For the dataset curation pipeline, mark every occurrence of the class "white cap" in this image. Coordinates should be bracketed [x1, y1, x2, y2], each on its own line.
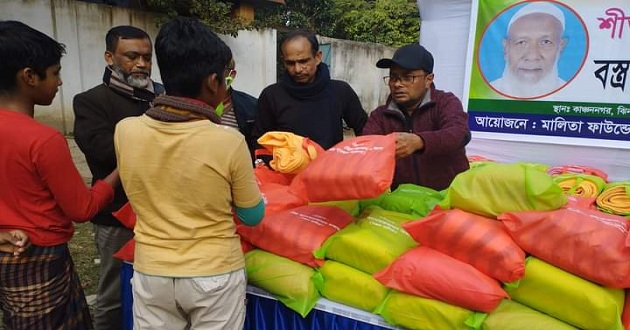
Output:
[508, 2, 565, 32]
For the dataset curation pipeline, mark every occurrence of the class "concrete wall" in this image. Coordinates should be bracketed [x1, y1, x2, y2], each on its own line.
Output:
[1, 0, 394, 134]
[0, 0, 276, 134]
[319, 36, 395, 113]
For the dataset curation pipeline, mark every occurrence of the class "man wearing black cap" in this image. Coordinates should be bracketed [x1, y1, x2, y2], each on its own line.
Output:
[363, 44, 470, 191]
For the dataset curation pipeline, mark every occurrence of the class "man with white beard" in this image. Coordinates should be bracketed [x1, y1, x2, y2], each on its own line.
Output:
[490, 2, 568, 99]
[72, 25, 163, 330]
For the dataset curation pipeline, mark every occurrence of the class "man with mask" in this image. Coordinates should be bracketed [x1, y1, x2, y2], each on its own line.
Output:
[252, 29, 367, 150]
[490, 2, 568, 99]
[73, 25, 163, 330]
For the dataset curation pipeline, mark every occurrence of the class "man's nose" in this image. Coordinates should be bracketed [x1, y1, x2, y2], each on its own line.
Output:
[523, 44, 543, 60]
[135, 57, 147, 68]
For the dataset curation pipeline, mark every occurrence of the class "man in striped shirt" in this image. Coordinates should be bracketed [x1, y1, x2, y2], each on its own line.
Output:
[220, 54, 258, 156]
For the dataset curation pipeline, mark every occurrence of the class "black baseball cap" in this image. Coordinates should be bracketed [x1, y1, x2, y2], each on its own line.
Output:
[376, 44, 434, 73]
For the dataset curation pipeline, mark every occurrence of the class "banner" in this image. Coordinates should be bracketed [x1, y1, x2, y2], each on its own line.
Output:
[464, 0, 630, 148]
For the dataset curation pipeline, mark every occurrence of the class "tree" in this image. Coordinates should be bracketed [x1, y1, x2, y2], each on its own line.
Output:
[254, 0, 418, 47]
[144, 0, 419, 46]
[144, 0, 248, 36]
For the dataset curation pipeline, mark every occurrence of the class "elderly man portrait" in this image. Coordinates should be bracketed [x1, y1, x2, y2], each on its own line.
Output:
[490, 2, 568, 99]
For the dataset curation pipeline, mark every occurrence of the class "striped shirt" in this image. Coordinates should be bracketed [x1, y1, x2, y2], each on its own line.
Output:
[221, 99, 239, 130]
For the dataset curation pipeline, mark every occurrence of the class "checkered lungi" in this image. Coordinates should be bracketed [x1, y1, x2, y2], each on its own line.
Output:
[0, 244, 94, 330]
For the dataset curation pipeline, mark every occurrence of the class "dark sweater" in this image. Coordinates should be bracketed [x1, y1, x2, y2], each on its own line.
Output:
[362, 86, 470, 191]
[252, 64, 367, 150]
[73, 82, 161, 227]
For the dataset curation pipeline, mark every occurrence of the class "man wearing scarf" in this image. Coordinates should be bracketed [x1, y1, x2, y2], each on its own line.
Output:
[252, 30, 367, 150]
[72, 25, 163, 330]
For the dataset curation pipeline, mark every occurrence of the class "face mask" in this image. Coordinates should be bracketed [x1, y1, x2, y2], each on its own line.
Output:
[215, 102, 225, 116]
[225, 76, 234, 90]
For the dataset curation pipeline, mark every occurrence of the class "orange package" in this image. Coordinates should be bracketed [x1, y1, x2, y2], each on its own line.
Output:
[113, 238, 135, 262]
[623, 290, 630, 330]
[403, 209, 525, 283]
[289, 134, 396, 202]
[237, 205, 354, 267]
[254, 163, 295, 186]
[241, 239, 255, 254]
[499, 207, 630, 288]
[260, 183, 308, 215]
[112, 202, 136, 229]
[374, 246, 507, 313]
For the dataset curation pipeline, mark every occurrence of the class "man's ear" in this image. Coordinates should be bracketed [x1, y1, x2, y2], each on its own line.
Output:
[425, 72, 435, 89]
[559, 37, 568, 52]
[104, 51, 114, 66]
[314, 50, 323, 66]
[204, 73, 221, 94]
[18, 68, 39, 87]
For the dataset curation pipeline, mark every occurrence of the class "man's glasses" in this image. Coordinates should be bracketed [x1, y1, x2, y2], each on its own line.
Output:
[383, 74, 425, 85]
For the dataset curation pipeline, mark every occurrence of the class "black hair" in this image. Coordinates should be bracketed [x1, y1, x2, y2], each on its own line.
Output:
[155, 17, 231, 98]
[0, 21, 66, 94]
[280, 29, 319, 57]
[105, 25, 151, 53]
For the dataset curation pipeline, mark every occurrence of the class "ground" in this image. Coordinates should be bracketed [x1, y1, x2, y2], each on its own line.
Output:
[67, 138, 100, 307]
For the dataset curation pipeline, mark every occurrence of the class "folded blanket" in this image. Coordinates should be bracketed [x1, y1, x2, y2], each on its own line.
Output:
[553, 174, 606, 198]
[596, 182, 630, 216]
[257, 131, 323, 174]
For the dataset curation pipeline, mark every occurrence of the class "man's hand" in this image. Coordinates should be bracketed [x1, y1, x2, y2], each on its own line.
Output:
[395, 132, 424, 159]
[0, 230, 30, 257]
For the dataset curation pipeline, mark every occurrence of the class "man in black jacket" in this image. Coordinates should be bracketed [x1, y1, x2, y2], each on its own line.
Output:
[252, 29, 367, 150]
[73, 25, 163, 330]
[220, 55, 258, 155]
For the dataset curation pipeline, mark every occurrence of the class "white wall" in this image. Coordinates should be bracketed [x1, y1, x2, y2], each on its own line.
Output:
[0, 0, 276, 134]
[319, 36, 396, 113]
[2, 1, 399, 136]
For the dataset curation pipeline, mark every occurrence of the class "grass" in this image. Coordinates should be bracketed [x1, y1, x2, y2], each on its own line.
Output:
[68, 223, 100, 297]
[67, 137, 101, 299]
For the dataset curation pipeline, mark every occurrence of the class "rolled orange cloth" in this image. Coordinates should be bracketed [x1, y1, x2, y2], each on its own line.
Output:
[596, 183, 630, 216]
[257, 132, 324, 174]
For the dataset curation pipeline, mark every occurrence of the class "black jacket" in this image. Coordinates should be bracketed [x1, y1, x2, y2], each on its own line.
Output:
[252, 63, 367, 150]
[73, 82, 162, 227]
[231, 88, 258, 153]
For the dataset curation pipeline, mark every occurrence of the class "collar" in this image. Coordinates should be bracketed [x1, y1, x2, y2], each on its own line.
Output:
[102, 66, 158, 103]
[280, 63, 331, 100]
[386, 85, 434, 115]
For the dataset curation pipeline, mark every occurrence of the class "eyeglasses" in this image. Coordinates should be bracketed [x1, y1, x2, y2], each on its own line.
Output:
[383, 74, 425, 85]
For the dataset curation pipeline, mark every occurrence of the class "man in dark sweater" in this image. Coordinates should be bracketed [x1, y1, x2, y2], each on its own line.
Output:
[72, 25, 163, 330]
[252, 30, 367, 150]
[362, 44, 470, 191]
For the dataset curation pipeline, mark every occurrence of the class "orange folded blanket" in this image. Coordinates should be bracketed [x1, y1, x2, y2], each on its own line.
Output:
[596, 183, 630, 216]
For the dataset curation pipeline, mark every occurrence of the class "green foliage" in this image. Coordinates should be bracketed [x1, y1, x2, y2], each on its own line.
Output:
[144, 0, 419, 46]
[255, 0, 419, 47]
[145, 0, 248, 37]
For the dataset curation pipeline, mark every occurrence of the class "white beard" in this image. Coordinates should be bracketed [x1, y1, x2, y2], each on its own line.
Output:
[113, 66, 150, 89]
[490, 62, 566, 99]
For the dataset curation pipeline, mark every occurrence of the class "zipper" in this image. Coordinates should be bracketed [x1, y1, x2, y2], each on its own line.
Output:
[402, 111, 420, 185]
